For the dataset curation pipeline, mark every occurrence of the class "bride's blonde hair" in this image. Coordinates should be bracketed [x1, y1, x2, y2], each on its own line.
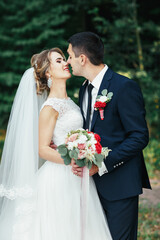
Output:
[31, 48, 65, 94]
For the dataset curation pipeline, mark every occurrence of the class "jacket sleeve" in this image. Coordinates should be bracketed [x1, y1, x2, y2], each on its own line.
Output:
[105, 79, 149, 173]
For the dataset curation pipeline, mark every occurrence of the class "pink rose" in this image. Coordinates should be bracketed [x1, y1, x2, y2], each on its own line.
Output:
[67, 133, 79, 142]
[78, 150, 86, 159]
[78, 143, 86, 150]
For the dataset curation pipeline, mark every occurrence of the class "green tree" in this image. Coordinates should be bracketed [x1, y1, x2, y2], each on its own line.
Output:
[87, 0, 160, 138]
[0, 0, 72, 128]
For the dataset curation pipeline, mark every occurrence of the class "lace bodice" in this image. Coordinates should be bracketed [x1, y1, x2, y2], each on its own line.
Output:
[41, 97, 83, 145]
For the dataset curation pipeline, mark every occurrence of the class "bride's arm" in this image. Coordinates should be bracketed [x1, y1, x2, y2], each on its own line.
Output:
[39, 106, 64, 164]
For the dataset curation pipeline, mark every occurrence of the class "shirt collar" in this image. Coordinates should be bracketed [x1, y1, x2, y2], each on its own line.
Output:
[89, 64, 108, 90]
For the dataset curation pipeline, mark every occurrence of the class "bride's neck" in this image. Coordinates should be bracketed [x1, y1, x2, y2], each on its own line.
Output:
[48, 80, 68, 99]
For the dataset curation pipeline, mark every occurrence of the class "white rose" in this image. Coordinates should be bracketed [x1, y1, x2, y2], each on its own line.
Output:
[68, 141, 78, 150]
[87, 139, 96, 147]
[77, 135, 88, 144]
[88, 134, 96, 142]
[99, 96, 108, 102]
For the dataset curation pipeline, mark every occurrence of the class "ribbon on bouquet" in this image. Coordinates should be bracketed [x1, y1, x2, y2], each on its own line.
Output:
[80, 166, 89, 240]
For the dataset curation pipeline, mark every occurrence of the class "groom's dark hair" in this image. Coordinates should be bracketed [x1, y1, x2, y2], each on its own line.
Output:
[68, 32, 104, 65]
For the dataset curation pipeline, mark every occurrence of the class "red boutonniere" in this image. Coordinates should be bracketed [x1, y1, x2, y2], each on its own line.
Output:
[94, 89, 113, 120]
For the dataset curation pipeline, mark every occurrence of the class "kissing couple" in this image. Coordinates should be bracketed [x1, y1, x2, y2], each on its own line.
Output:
[0, 32, 151, 240]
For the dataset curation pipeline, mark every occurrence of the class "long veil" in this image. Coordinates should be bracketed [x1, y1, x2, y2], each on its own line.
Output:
[0, 68, 47, 240]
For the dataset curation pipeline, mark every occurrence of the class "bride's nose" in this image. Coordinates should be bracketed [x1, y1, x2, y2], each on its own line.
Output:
[64, 61, 69, 67]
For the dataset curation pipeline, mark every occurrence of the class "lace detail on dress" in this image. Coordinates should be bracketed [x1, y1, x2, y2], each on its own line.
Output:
[13, 197, 37, 239]
[0, 184, 34, 200]
[40, 97, 71, 119]
[15, 202, 36, 216]
[13, 207, 36, 240]
[40, 97, 83, 146]
[12, 194, 37, 240]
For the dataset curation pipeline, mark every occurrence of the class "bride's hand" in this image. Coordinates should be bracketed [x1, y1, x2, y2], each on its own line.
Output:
[71, 159, 83, 177]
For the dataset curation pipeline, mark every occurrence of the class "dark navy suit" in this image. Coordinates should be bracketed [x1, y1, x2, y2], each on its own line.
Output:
[79, 68, 151, 239]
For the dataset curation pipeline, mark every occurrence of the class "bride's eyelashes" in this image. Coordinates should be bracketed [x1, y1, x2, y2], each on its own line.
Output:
[56, 58, 66, 63]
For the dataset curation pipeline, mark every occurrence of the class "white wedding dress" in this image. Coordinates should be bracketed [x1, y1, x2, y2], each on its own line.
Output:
[13, 97, 112, 240]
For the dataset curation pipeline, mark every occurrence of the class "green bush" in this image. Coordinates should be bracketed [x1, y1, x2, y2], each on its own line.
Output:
[0, 140, 4, 161]
[144, 138, 160, 177]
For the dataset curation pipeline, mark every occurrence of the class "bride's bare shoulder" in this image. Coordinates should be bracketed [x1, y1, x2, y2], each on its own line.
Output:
[39, 105, 59, 122]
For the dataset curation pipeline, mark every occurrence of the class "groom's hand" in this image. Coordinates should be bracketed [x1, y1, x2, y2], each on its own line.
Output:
[89, 164, 99, 176]
[71, 159, 83, 177]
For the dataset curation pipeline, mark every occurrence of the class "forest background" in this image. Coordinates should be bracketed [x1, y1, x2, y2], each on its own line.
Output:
[0, 0, 160, 238]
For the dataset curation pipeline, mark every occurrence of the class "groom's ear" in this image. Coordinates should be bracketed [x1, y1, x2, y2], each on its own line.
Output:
[79, 54, 87, 66]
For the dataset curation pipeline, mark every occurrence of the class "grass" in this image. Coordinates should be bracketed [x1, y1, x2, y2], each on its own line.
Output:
[138, 203, 160, 239]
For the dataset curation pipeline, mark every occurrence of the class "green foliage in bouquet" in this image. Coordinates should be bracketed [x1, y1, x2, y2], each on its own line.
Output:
[58, 144, 104, 169]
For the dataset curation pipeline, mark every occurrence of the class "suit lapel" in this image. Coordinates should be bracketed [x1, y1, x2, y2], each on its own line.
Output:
[91, 68, 113, 130]
[79, 80, 88, 119]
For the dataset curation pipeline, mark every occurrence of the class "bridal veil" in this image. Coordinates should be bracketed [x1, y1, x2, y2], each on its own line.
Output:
[0, 68, 47, 239]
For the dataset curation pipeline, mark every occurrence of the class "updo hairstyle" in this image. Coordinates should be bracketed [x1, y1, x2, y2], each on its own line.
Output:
[31, 48, 65, 94]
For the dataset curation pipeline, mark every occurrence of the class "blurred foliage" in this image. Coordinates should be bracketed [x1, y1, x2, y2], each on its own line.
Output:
[143, 139, 160, 177]
[0, 0, 160, 170]
[0, 130, 5, 160]
[0, 0, 73, 126]
[138, 203, 160, 239]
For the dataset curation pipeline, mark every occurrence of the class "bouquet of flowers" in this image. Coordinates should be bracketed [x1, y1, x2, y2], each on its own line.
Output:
[57, 128, 111, 169]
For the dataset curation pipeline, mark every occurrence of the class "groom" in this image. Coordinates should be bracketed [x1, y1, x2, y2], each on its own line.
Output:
[67, 32, 151, 239]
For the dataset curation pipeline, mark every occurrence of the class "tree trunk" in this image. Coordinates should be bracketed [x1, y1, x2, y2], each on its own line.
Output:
[133, 0, 144, 70]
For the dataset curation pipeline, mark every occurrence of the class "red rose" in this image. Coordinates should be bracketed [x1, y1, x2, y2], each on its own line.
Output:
[94, 101, 106, 109]
[87, 131, 92, 134]
[94, 133, 101, 143]
[95, 142, 102, 154]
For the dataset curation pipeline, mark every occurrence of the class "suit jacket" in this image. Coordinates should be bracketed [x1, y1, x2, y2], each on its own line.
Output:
[79, 68, 151, 201]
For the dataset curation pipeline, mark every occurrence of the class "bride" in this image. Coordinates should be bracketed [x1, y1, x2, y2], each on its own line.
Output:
[0, 48, 112, 240]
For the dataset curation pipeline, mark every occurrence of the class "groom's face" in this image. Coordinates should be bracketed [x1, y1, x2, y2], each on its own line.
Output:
[67, 44, 82, 76]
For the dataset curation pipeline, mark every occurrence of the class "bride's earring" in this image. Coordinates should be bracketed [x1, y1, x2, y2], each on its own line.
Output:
[47, 76, 52, 88]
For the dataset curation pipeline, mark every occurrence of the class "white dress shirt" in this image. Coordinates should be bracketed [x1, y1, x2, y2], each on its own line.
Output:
[82, 64, 108, 176]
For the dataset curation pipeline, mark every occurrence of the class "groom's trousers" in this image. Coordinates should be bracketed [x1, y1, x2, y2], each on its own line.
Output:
[98, 192, 139, 240]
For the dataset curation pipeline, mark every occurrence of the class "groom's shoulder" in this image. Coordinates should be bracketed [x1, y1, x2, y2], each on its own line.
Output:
[110, 69, 138, 88]
[111, 69, 131, 82]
